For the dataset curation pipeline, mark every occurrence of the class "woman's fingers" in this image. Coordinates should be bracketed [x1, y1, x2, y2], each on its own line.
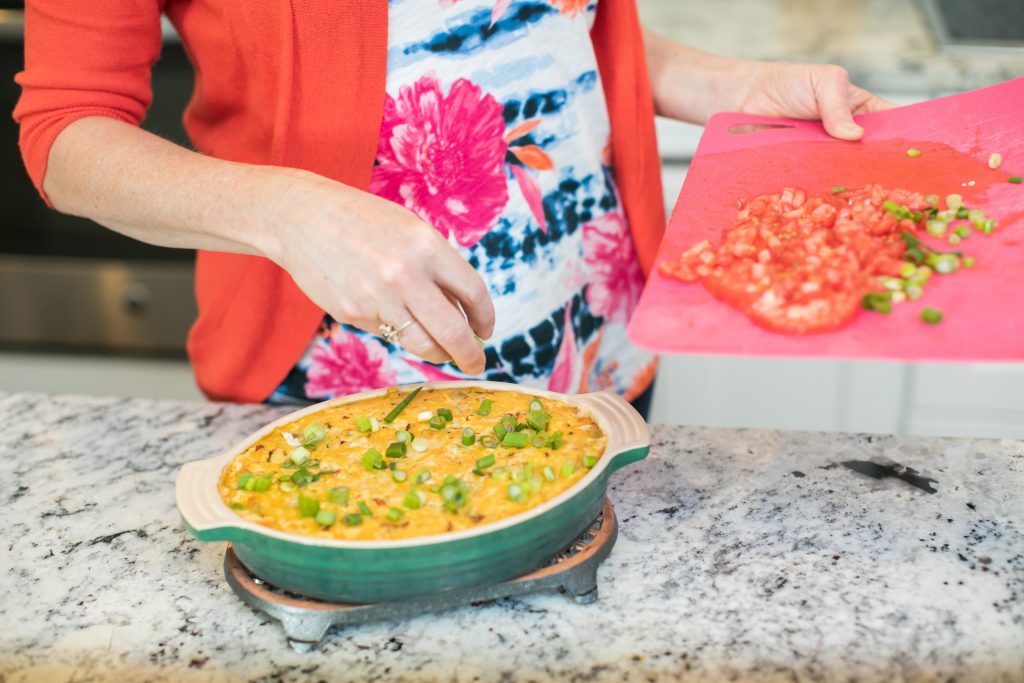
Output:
[405, 284, 487, 375]
[811, 66, 864, 141]
[434, 248, 496, 340]
[849, 84, 897, 115]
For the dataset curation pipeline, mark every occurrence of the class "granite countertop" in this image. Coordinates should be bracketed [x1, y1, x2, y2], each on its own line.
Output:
[2, 391, 1022, 682]
[638, 0, 1024, 96]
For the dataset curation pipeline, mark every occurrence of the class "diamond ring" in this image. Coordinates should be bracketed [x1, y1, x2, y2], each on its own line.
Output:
[379, 319, 414, 345]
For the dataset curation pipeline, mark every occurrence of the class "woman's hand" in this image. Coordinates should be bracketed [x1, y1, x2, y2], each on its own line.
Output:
[644, 31, 895, 140]
[262, 168, 495, 374]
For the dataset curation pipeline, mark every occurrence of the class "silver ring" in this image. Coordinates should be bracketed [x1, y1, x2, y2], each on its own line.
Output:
[379, 319, 414, 345]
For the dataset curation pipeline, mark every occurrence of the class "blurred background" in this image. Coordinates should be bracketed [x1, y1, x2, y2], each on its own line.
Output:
[1, 0, 1022, 436]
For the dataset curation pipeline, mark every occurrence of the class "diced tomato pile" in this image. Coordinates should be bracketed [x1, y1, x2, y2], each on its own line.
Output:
[659, 185, 933, 334]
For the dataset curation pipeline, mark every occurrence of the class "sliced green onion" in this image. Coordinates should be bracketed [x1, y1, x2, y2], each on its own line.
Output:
[884, 201, 913, 220]
[492, 466, 509, 482]
[962, 256, 976, 268]
[528, 398, 544, 413]
[403, 489, 423, 509]
[512, 468, 527, 483]
[343, 513, 363, 526]
[436, 407, 453, 422]
[560, 461, 576, 478]
[476, 454, 496, 469]
[392, 468, 408, 483]
[411, 437, 430, 453]
[386, 507, 405, 523]
[904, 282, 923, 301]
[506, 483, 526, 503]
[862, 291, 893, 314]
[298, 494, 319, 518]
[355, 416, 372, 433]
[921, 307, 944, 325]
[315, 509, 336, 526]
[417, 410, 434, 422]
[989, 152, 1002, 169]
[414, 468, 431, 484]
[229, 502, 246, 510]
[531, 435, 548, 448]
[502, 431, 528, 448]
[946, 193, 963, 209]
[582, 455, 599, 468]
[1010, 176, 1023, 184]
[385, 441, 407, 458]
[956, 206, 969, 219]
[290, 468, 313, 488]
[395, 430, 412, 443]
[383, 386, 423, 424]
[831, 186, 846, 194]
[279, 480, 296, 493]
[542, 466, 556, 482]
[954, 225, 971, 239]
[428, 415, 447, 431]
[500, 414, 517, 430]
[301, 422, 327, 449]
[906, 147, 921, 158]
[930, 253, 959, 274]
[522, 475, 542, 494]
[237, 472, 254, 490]
[980, 219, 996, 235]
[326, 487, 350, 505]
[948, 234, 961, 246]
[548, 431, 565, 450]
[898, 262, 918, 279]
[289, 446, 311, 466]
[443, 474, 460, 486]
[925, 194, 939, 206]
[478, 399, 493, 416]
[526, 410, 551, 432]
[493, 424, 508, 441]
[462, 427, 476, 447]
[479, 435, 498, 449]
[369, 417, 380, 432]
[925, 220, 946, 237]
[357, 500, 373, 517]
[361, 448, 385, 471]
[252, 475, 273, 492]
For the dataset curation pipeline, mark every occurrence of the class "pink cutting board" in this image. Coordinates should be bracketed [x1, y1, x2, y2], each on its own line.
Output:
[628, 78, 1024, 361]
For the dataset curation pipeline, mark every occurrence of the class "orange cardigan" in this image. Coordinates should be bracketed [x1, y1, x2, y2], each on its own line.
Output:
[15, 0, 665, 402]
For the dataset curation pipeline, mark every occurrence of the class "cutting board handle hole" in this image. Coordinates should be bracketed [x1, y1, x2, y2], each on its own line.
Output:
[727, 123, 795, 135]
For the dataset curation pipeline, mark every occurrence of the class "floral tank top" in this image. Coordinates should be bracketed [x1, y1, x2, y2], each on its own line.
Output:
[269, 0, 656, 404]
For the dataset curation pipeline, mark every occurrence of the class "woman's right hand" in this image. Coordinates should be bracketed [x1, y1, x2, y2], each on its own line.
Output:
[259, 167, 495, 375]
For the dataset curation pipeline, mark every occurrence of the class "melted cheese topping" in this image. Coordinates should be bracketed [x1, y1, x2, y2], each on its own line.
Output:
[218, 387, 606, 541]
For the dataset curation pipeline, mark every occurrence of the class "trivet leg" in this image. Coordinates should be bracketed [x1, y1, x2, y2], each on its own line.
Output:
[279, 614, 333, 652]
[562, 566, 599, 605]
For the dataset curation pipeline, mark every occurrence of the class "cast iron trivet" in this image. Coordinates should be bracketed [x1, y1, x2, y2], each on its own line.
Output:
[224, 497, 618, 651]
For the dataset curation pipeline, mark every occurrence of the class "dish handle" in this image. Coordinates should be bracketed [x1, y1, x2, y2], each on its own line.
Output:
[576, 391, 651, 473]
[175, 456, 237, 541]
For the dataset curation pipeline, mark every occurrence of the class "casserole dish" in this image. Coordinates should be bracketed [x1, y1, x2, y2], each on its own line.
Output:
[176, 381, 649, 602]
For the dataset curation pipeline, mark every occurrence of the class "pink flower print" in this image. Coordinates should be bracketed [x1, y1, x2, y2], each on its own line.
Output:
[547, 305, 576, 393]
[582, 212, 644, 324]
[548, 0, 589, 16]
[371, 76, 510, 248]
[304, 328, 398, 399]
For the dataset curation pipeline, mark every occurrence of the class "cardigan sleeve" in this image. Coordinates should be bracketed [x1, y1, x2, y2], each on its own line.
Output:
[12, 0, 165, 203]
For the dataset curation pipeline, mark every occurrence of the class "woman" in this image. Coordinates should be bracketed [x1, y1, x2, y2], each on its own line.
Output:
[15, 0, 889, 412]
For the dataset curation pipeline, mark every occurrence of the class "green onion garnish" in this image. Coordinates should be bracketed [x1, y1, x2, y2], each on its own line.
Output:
[526, 410, 551, 432]
[921, 307, 944, 324]
[411, 437, 430, 453]
[963, 256, 976, 268]
[956, 206, 969, 219]
[954, 225, 970, 239]
[478, 399, 493, 416]
[386, 507, 405, 523]
[355, 416, 372, 433]
[542, 466, 556, 482]
[582, 455, 599, 468]
[502, 431, 528, 448]
[361, 448, 385, 471]
[906, 147, 921, 158]
[506, 483, 526, 503]
[357, 500, 373, 516]
[925, 194, 939, 206]
[290, 468, 313, 488]
[428, 415, 447, 431]
[385, 441, 407, 458]
[500, 415, 517, 430]
[237, 472, 254, 490]
[946, 193, 963, 208]
[476, 454, 496, 469]
[1010, 176, 1022, 184]
[531, 435, 548, 448]
[315, 509, 336, 526]
[493, 424, 508, 441]
[479, 435, 498, 449]
[443, 474, 460, 486]
[522, 475, 542, 494]
[279, 480, 296, 493]
[560, 461, 576, 478]
[403, 489, 423, 509]
[462, 427, 476, 447]
[414, 468, 431, 484]
[831, 186, 846, 194]
[298, 494, 319, 517]
[547, 431, 565, 450]
[528, 398, 544, 413]
[930, 253, 959, 274]
[492, 466, 509, 481]
[383, 386, 423, 424]
[437, 407, 453, 422]
[252, 475, 273, 492]
[925, 220, 946, 237]
[229, 502, 246, 510]
[862, 291, 893, 314]
[392, 468, 408, 483]
[289, 446, 311, 466]
[326, 487, 350, 505]
[301, 422, 327, 449]
[980, 219, 996, 235]
[343, 513, 363, 526]
[395, 430, 412, 443]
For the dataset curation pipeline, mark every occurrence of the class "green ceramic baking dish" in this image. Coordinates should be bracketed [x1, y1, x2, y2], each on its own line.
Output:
[176, 381, 649, 603]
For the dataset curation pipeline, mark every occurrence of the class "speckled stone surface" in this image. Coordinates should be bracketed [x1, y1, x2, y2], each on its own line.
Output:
[638, 0, 1024, 95]
[1, 391, 1022, 682]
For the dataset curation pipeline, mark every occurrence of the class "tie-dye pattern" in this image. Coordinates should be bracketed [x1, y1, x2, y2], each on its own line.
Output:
[269, 0, 656, 405]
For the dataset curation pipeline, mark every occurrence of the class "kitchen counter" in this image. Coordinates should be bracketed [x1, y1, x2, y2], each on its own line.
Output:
[2, 391, 1022, 683]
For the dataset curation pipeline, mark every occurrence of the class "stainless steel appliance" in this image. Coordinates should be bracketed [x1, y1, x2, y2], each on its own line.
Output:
[0, 3, 197, 355]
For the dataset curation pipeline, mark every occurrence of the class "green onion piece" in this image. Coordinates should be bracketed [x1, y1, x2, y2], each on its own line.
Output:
[396, 430, 412, 443]
[502, 431, 528, 448]
[301, 422, 327, 449]
[414, 468, 431, 484]
[361, 448, 385, 471]
[479, 435, 498, 449]
[357, 500, 373, 517]
[478, 399, 493, 416]
[237, 472, 254, 490]
[428, 415, 447, 431]
[315, 509, 336, 526]
[506, 483, 526, 503]
[440, 484, 462, 503]
[229, 502, 246, 510]
[900, 230, 920, 248]
[931, 253, 959, 274]
[386, 507, 405, 523]
[411, 437, 430, 453]
[437, 407, 453, 422]
[290, 468, 313, 488]
[921, 307, 944, 325]
[279, 480, 296, 493]
[948, 234, 961, 246]
[956, 206, 969, 219]
[925, 194, 939, 206]
[493, 424, 508, 441]
[383, 386, 423, 424]
[512, 468, 526, 483]
[523, 475, 542, 494]
[980, 219, 996, 235]
[298, 494, 319, 518]
[243, 476, 258, 491]
[289, 446, 311, 466]
[542, 466, 556, 482]
[898, 262, 918, 279]
[904, 282, 923, 301]
[531, 435, 548, 448]
[862, 291, 893, 314]
[582, 455, 599, 468]
[906, 147, 921, 158]
[946, 193, 963, 209]
[326, 487, 350, 505]
[392, 468, 408, 483]
[343, 513, 363, 526]
[492, 466, 509, 482]
[355, 416, 372, 433]
[462, 427, 476, 447]
[252, 475, 273, 492]
[926, 219, 946, 237]
[444, 474, 460, 486]
[500, 414, 517, 429]
[904, 247, 926, 265]
[962, 256, 976, 268]
[548, 431, 565, 450]
[831, 186, 846, 194]
[476, 453, 496, 469]
[403, 489, 423, 509]
[417, 410, 434, 422]
[954, 225, 971, 239]
[989, 152, 1002, 169]
[526, 410, 551, 432]
[528, 398, 544, 413]
[560, 461, 576, 478]
[385, 441, 407, 458]
[1009, 176, 1023, 184]
[884, 201, 913, 220]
